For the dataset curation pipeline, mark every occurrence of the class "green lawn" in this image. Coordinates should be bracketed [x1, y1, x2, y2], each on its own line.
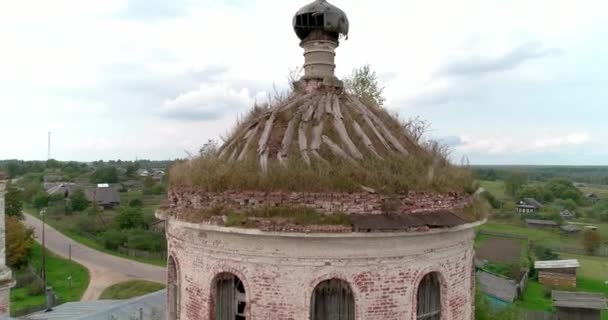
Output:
[99, 280, 166, 300]
[10, 243, 89, 316]
[479, 180, 509, 200]
[517, 281, 553, 312]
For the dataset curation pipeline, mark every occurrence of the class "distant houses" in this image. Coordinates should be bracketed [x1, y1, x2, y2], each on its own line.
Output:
[85, 185, 121, 210]
[560, 209, 575, 220]
[552, 290, 607, 320]
[45, 182, 76, 198]
[586, 193, 600, 205]
[535, 259, 579, 288]
[517, 198, 544, 214]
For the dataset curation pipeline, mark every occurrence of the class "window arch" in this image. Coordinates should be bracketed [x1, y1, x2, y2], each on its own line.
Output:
[168, 256, 180, 320]
[214, 273, 247, 320]
[416, 272, 441, 320]
[310, 278, 355, 320]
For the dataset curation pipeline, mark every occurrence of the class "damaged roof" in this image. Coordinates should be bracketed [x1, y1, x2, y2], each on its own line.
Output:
[350, 210, 466, 232]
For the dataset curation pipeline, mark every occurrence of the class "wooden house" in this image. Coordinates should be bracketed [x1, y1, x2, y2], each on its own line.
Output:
[535, 259, 579, 288]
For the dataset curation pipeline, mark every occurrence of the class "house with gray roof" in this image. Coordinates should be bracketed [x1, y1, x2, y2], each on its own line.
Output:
[552, 290, 607, 320]
[517, 198, 544, 214]
[85, 185, 120, 210]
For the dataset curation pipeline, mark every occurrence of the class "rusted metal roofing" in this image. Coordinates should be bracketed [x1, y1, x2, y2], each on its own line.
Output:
[350, 210, 466, 232]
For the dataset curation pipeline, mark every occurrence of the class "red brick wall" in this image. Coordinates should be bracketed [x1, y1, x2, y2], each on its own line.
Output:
[167, 188, 472, 217]
[167, 220, 476, 320]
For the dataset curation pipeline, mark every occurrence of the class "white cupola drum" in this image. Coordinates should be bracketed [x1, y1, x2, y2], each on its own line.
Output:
[293, 0, 349, 85]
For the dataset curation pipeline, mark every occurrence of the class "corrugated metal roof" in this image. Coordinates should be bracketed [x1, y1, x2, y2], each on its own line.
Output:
[477, 271, 518, 303]
[552, 290, 607, 310]
[351, 210, 466, 231]
[24, 290, 166, 320]
[534, 259, 580, 269]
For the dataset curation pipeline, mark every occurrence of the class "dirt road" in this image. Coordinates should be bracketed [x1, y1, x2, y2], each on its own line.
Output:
[24, 213, 166, 300]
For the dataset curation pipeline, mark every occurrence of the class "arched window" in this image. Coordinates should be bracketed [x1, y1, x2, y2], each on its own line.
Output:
[310, 279, 355, 320]
[215, 273, 247, 320]
[416, 273, 441, 320]
[168, 256, 180, 320]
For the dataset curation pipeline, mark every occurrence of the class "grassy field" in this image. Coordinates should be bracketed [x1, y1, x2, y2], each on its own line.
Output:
[479, 221, 608, 250]
[577, 183, 608, 199]
[517, 281, 553, 312]
[10, 243, 89, 316]
[99, 280, 166, 300]
[479, 180, 508, 200]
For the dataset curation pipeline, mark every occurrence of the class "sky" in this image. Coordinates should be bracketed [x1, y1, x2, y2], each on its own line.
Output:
[1, 0, 607, 165]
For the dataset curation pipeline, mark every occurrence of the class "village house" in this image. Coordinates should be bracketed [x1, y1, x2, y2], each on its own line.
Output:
[552, 290, 607, 320]
[560, 209, 575, 220]
[517, 197, 544, 214]
[586, 193, 600, 205]
[535, 259, 580, 288]
[45, 182, 77, 198]
[85, 185, 121, 210]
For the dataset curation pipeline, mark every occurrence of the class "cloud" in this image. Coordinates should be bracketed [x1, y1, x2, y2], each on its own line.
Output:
[533, 132, 590, 149]
[435, 42, 563, 78]
[159, 84, 255, 121]
[453, 132, 591, 155]
[117, 0, 187, 21]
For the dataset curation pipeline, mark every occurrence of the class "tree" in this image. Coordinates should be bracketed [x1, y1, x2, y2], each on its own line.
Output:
[505, 172, 526, 196]
[90, 167, 119, 184]
[343, 64, 386, 106]
[129, 198, 143, 208]
[5, 186, 24, 219]
[69, 189, 89, 212]
[32, 191, 49, 209]
[6, 216, 34, 268]
[582, 229, 601, 255]
[114, 206, 145, 230]
[126, 163, 140, 177]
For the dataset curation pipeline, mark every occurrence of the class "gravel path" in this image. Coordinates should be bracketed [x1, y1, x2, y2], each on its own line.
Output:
[24, 213, 166, 300]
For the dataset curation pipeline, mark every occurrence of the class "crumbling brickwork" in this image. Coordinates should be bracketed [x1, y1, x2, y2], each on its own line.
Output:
[168, 188, 472, 216]
[0, 174, 14, 317]
[166, 219, 476, 320]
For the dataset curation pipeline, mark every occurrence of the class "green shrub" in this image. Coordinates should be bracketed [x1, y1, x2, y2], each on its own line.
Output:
[28, 278, 45, 296]
[99, 230, 127, 250]
[125, 229, 166, 252]
[129, 198, 143, 208]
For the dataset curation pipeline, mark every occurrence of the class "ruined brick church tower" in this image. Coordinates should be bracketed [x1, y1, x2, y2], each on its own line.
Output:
[0, 173, 15, 316]
[158, 1, 483, 319]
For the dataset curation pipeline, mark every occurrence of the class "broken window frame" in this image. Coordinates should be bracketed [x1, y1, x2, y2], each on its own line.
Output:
[168, 256, 180, 320]
[416, 272, 441, 320]
[215, 273, 247, 320]
[310, 278, 355, 320]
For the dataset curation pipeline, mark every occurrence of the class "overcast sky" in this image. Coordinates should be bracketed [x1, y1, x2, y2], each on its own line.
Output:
[1, 0, 607, 164]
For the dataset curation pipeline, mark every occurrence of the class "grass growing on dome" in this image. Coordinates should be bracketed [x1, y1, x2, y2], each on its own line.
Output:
[170, 152, 475, 194]
[224, 207, 351, 227]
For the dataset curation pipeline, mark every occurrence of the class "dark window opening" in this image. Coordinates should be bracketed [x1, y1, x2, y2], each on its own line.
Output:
[215, 273, 247, 320]
[417, 273, 441, 320]
[310, 279, 354, 320]
[168, 257, 180, 320]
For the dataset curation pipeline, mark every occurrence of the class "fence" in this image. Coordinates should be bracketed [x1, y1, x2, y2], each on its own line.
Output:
[477, 230, 529, 241]
[518, 309, 556, 320]
[118, 246, 167, 260]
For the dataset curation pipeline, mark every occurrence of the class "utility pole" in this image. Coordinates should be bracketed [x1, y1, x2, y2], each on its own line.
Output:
[41, 209, 47, 285]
